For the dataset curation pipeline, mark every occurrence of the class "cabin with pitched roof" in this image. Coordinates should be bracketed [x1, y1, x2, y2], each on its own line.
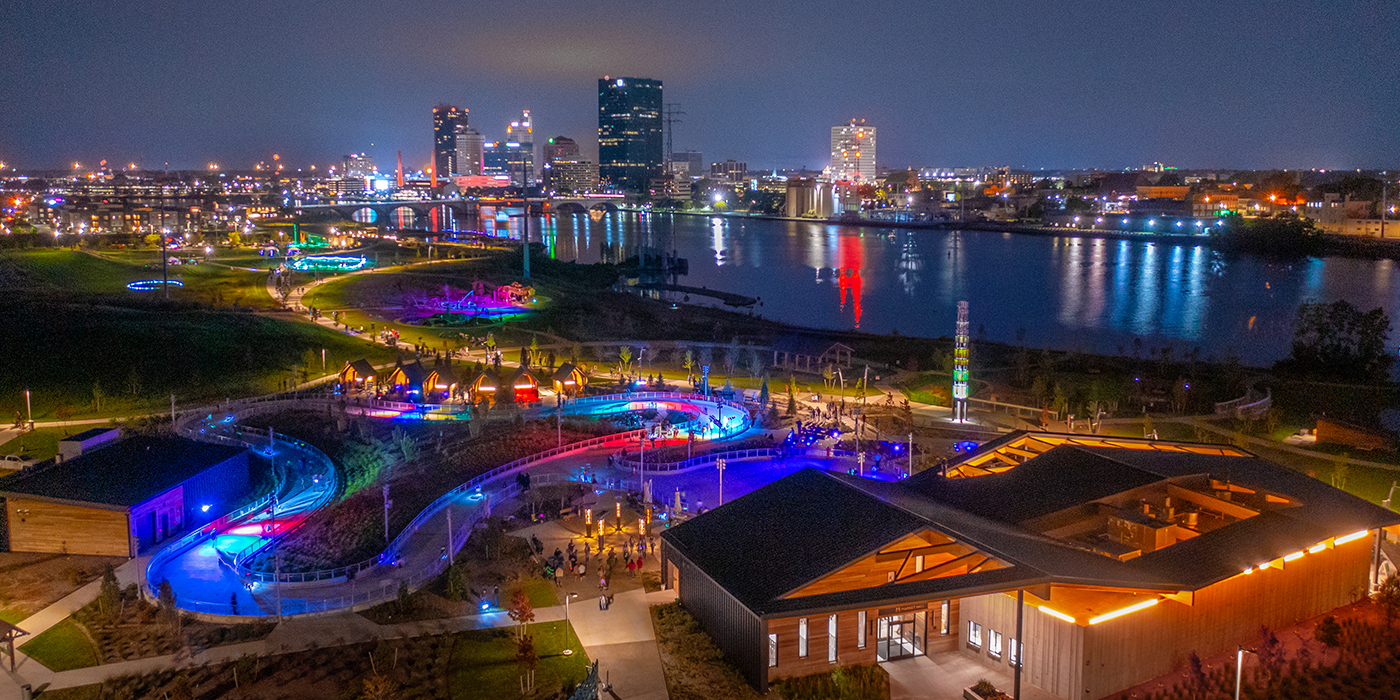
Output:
[339, 359, 378, 389]
[660, 432, 1399, 698]
[551, 362, 587, 397]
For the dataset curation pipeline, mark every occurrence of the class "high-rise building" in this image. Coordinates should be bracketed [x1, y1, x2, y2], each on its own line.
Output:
[830, 119, 876, 183]
[340, 153, 376, 179]
[543, 159, 599, 194]
[483, 142, 510, 180]
[543, 136, 580, 163]
[598, 76, 663, 193]
[673, 150, 703, 178]
[505, 110, 535, 186]
[455, 126, 484, 176]
[433, 104, 469, 181]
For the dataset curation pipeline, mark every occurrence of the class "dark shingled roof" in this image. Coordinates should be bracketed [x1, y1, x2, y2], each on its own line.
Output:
[662, 440, 1400, 618]
[0, 436, 246, 508]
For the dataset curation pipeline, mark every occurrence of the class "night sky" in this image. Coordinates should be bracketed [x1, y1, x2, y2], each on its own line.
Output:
[3, 0, 1396, 172]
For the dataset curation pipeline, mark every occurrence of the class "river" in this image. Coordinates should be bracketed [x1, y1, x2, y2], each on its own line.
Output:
[453, 209, 1399, 370]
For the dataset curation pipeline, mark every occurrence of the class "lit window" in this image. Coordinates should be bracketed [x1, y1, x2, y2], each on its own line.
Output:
[968, 621, 982, 650]
[828, 614, 838, 663]
[940, 601, 950, 636]
[989, 630, 1003, 659]
[799, 618, 808, 657]
[1010, 638, 1023, 667]
[858, 611, 867, 649]
[914, 554, 925, 573]
[769, 633, 778, 667]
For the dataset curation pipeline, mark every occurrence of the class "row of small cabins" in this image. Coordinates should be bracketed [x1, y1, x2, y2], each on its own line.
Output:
[338, 359, 587, 404]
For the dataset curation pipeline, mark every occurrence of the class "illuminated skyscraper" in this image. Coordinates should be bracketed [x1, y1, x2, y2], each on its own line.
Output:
[340, 153, 376, 179]
[433, 104, 469, 181]
[455, 125, 484, 176]
[830, 119, 876, 182]
[598, 76, 663, 192]
[505, 110, 534, 186]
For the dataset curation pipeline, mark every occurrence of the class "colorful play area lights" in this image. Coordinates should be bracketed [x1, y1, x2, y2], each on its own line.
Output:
[289, 255, 368, 272]
[127, 279, 184, 291]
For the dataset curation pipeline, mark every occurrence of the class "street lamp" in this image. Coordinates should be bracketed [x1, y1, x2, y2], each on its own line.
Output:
[24, 389, 32, 429]
[562, 592, 579, 656]
[717, 458, 727, 505]
[1234, 646, 1255, 700]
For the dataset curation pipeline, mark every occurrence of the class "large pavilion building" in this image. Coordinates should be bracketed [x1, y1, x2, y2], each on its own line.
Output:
[659, 433, 1399, 699]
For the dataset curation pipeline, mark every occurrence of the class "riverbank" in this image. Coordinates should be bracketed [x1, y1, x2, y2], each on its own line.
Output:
[625, 206, 1400, 257]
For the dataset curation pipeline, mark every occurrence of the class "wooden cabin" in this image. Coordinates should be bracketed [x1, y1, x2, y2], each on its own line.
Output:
[510, 366, 540, 403]
[469, 369, 501, 406]
[339, 359, 378, 389]
[425, 363, 458, 403]
[551, 362, 587, 397]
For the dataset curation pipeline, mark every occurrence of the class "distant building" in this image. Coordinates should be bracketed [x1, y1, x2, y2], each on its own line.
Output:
[598, 76, 663, 192]
[0, 435, 254, 556]
[543, 159, 600, 194]
[1136, 185, 1190, 201]
[711, 160, 748, 184]
[785, 177, 841, 218]
[1306, 193, 1389, 237]
[456, 126, 484, 176]
[341, 153, 376, 179]
[672, 150, 703, 177]
[483, 142, 510, 180]
[432, 104, 469, 182]
[830, 120, 876, 183]
[506, 110, 535, 186]
[543, 136, 580, 163]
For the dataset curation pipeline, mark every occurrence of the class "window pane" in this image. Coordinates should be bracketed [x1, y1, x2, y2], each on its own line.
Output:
[799, 618, 808, 658]
[968, 621, 982, 649]
[989, 630, 1002, 659]
[858, 611, 867, 649]
[828, 614, 838, 662]
[769, 633, 778, 667]
[941, 600, 950, 635]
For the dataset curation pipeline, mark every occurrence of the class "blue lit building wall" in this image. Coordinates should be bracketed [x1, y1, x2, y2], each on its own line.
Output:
[598, 77, 663, 193]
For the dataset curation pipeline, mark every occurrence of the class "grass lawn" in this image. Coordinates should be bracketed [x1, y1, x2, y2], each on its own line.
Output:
[517, 577, 559, 609]
[19, 618, 100, 672]
[27, 686, 99, 700]
[5, 249, 275, 309]
[0, 428, 64, 461]
[0, 609, 24, 624]
[448, 621, 589, 699]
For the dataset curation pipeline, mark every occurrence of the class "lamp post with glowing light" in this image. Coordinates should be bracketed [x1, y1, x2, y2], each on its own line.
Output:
[716, 458, 727, 505]
[1234, 646, 1255, 700]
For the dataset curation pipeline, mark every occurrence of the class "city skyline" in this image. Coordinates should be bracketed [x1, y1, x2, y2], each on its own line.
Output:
[1, 0, 1397, 172]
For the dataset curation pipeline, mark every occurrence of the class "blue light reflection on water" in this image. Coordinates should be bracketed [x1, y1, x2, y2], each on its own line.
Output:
[522, 212, 1399, 369]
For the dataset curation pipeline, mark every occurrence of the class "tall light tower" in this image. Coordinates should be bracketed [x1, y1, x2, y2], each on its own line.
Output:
[952, 301, 970, 423]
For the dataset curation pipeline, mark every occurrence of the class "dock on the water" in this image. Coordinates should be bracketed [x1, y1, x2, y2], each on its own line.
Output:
[632, 283, 758, 307]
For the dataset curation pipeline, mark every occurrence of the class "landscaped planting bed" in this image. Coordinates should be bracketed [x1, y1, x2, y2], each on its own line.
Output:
[253, 417, 625, 572]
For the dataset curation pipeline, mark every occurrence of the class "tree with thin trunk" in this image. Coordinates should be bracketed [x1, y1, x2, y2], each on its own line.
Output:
[516, 633, 538, 693]
[507, 587, 535, 641]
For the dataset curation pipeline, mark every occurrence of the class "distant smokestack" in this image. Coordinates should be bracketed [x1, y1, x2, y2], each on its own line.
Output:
[396, 151, 404, 188]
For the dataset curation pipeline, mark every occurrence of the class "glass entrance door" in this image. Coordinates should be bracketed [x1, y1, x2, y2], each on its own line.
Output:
[876, 611, 926, 661]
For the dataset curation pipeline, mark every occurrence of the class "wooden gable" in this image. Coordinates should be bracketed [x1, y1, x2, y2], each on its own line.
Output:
[782, 529, 1007, 599]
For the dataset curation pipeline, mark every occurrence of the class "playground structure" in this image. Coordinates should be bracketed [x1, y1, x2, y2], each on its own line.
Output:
[400, 282, 535, 326]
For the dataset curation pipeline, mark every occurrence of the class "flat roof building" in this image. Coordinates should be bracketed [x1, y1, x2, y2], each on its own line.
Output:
[0, 435, 254, 557]
[660, 433, 1399, 698]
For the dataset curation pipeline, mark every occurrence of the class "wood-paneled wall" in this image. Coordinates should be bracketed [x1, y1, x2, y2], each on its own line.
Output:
[767, 599, 961, 684]
[960, 593, 1084, 700]
[1081, 538, 1371, 699]
[5, 498, 129, 556]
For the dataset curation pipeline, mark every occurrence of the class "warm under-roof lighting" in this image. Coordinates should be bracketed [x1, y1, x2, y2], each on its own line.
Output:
[1335, 530, 1370, 545]
[1038, 606, 1077, 624]
[1283, 551, 1305, 562]
[1308, 543, 1328, 554]
[1243, 567, 1253, 575]
[1088, 598, 1159, 625]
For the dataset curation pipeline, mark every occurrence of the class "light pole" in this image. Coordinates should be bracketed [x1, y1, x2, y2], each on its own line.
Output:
[716, 458, 727, 505]
[1234, 646, 1255, 700]
[24, 389, 32, 429]
[562, 592, 579, 656]
[858, 451, 865, 477]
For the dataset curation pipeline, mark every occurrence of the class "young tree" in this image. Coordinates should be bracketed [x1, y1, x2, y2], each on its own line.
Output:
[619, 346, 633, 378]
[516, 633, 538, 693]
[786, 379, 797, 417]
[1313, 615, 1342, 651]
[822, 364, 835, 390]
[682, 349, 695, 384]
[1255, 626, 1284, 686]
[747, 347, 765, 379]
[1376, 573, 1400, 628]
[98, 564, 121, 622]
[507, 587, 535, 641]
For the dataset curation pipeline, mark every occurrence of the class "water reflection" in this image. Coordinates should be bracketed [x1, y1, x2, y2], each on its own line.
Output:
[453, 211, 1399, 368]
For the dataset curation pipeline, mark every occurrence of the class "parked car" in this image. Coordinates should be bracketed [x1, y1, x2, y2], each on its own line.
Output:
[1, 454, 35, 470]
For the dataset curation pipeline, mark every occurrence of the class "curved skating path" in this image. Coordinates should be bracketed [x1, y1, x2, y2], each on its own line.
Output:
[149, 394, 751, 617]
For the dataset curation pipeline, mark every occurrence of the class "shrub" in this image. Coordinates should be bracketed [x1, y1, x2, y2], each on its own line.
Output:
[772, 664, 889, 700]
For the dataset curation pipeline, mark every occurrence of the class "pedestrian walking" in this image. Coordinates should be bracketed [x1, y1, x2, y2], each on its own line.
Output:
[554, 566, 563, 587]
[599, 576, 607, 592]
[599, 594, 606, 610]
